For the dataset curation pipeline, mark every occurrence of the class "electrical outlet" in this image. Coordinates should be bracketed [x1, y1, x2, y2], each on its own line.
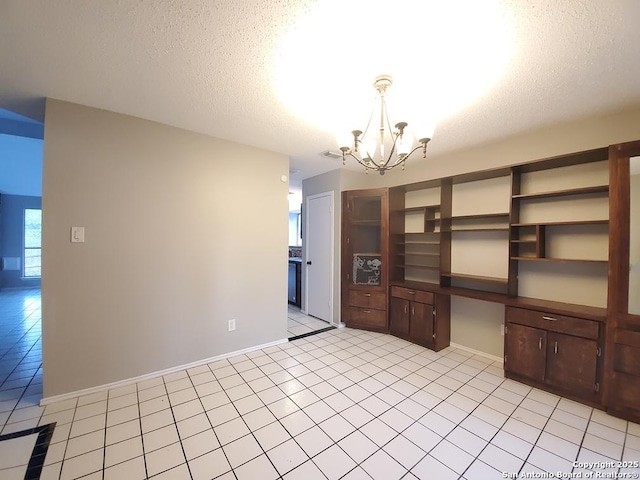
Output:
[228, 319, 236, 332]
[500, 324, 505, 336]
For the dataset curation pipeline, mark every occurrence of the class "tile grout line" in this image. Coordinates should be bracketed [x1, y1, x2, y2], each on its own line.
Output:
[347, 335, 546, 476]
[277, 332, 498, 477]
[3, 288, 639, 480]
[56, 396, 79, 479]
[160, 374, 195, 480]
[227, 354, 287, 478]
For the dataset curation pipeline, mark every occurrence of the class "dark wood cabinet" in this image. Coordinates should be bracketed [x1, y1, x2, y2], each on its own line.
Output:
[505, 323, 546, 382]
[389, 297, 410, 337]
[505, 306, 601, 403]
[546, 332, 598, 397]
[389, 286, 450, 351]
[410, 301, 433, 345]
[604, 139, 640, 423]
[288, 260, 301, 307]
[341, 189, 389, 332]
[608, 337, 640, 419]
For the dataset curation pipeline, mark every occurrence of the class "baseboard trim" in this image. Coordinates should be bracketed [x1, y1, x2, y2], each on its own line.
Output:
[40, 337, 289, 406]
[449, 342, 504, 364]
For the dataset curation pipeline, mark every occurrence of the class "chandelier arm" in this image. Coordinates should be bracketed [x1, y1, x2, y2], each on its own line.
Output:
[382, 93, 395, 141]
[350, 153, 376, 171]
[345, 151, 385, 171]
[358, 105, 375, 157]
[402, 141, 430, 161]
[344, 140, 425, 173]
[385, 131, 402, 167]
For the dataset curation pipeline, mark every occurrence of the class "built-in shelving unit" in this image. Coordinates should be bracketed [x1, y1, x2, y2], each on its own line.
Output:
[342, 189, 389, 332]
[445, 213, 510, 230]
[509, 155, 610, 303]
[439, 174, 512, 294]
[389, 183, 442, 285]
[344, 143, 640, 421]
[441, 272, 509, 284]
[511, 184, 609, 200]
[384, 148, 611, 304]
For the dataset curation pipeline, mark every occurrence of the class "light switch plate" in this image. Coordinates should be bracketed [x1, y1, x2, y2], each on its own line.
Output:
[71, 227, 85, 243]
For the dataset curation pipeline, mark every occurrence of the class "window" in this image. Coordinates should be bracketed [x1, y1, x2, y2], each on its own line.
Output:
[24, 208, 42, 277]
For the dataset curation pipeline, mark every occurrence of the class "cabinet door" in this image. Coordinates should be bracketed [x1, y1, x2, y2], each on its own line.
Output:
[410, 302, 434, 345]
[390, 297, 410, 337]
[346, 194, 383, 287]
[288, 263, 296, 303]
[505, 323, 546, 382]
[546, 332, 598, 397]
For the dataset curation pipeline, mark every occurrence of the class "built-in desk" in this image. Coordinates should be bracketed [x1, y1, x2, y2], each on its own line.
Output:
[392, 280, 607, 321]
[389, 280, 606, 407]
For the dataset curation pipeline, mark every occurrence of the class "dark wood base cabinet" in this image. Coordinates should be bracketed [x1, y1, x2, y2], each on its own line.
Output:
[344, 288, 388, 332]
[605, 329, 640, 423]
[390, 286, 451, 351]
[504, 306, 603, 406]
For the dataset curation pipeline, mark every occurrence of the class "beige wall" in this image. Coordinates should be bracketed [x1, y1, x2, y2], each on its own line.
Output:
[357, 107, 640, 189]
[42, 99, 289, 398]
[331, 106, 640, 358]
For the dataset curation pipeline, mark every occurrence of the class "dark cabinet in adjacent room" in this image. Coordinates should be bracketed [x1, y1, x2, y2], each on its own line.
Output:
[288, 259, 301, 307]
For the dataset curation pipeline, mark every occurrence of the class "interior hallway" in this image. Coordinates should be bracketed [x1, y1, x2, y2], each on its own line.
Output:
[287, 306, 333, 339]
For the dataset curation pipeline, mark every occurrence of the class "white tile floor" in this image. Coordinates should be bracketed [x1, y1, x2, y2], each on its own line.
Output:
[1, 288, 640, 479]
[287, 306, 332, 338]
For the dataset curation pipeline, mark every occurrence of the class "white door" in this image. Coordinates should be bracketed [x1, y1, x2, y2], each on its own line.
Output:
[305, 192, 333, 323]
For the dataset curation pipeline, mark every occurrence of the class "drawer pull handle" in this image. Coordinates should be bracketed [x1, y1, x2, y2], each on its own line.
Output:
[363, 309, 371, 314]
[542, 315, 558, 321]
[538, 338, 542, 350]
[363, 293, 371, 297]
[554, 341, 558, 354]
[408, 290, 416, 295]
[404, 305, 408, 314]
[411, 307, 415, 316]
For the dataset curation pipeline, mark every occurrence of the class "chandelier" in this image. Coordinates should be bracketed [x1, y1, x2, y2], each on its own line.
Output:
[338, 75, 432, 175]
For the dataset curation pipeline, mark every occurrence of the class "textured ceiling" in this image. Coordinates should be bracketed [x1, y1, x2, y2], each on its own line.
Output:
[1, 0, 640, 192]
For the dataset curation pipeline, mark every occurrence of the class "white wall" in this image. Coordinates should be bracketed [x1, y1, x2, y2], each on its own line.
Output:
[42, 99, 289, 398]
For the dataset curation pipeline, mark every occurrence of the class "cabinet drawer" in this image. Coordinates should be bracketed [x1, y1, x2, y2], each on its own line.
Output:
[506, 307, 598, 340]
[347, 306, 387, 329]
[349, 290, 386, 309]
[390, 286, 434, 305]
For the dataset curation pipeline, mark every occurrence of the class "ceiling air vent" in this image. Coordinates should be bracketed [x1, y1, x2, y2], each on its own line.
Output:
[320, 150, 341, 160]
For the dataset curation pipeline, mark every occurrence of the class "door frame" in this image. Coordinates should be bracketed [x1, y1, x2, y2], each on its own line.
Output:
[304, 191, 336, 325]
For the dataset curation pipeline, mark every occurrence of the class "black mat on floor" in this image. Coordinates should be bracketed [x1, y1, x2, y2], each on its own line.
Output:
[0, 422, 55, 480]
[288, 326, 336, 341]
